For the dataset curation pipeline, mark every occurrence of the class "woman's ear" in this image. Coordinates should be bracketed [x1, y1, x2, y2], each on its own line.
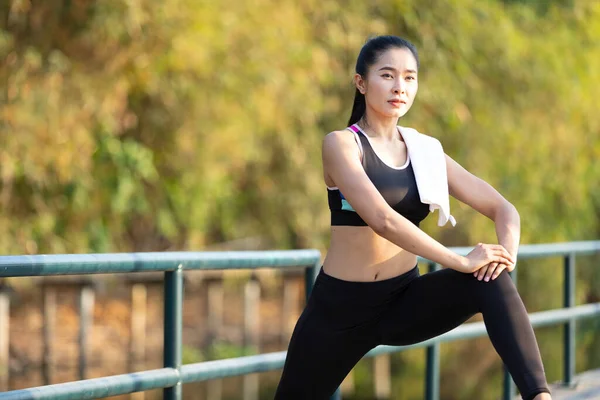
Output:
[354, 74, 367, 94]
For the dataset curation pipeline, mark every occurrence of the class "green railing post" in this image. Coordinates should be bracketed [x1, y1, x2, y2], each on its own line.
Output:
[563, 253, 575, 386]
[425, 262, 440, 400]
[503, 268, 517, 400]
[164, 264, 183, 400]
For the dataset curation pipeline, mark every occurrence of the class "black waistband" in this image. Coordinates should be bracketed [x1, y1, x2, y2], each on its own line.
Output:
[316, 264, 420, 297]
[311, 264, 421, 316]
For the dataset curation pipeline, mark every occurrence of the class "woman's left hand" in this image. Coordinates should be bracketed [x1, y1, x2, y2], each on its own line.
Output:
[474, 258, 516, 282]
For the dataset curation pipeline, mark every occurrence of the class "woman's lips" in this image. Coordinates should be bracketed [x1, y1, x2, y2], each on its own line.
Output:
[388, 100, 406, 107]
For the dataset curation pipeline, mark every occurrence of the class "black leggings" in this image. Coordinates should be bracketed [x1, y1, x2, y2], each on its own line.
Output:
[275, 265, 550, 400]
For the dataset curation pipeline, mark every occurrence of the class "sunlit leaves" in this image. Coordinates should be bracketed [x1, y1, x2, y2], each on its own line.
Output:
[0, 0, 598, 255]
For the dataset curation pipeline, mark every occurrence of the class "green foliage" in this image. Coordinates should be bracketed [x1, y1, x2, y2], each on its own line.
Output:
[182, 345, 204, 364]
[1, 0, 599, 398]
[207, 341, 256, 360]
[183, 342, 255, 364]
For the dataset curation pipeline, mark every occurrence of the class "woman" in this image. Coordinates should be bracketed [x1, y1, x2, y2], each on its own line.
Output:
[275, 35, 551, 400]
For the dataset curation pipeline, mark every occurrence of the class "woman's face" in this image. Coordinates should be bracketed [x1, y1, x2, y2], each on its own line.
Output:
[355, 47, 419, 119]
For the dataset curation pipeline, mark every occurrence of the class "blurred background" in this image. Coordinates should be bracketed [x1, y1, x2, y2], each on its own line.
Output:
[0, 0, 599, 399]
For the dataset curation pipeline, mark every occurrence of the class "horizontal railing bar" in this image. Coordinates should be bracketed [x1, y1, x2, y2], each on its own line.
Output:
[0, 250, 321, 277]
[175, 303, 600, 383]
[1, 241, 598, 277]
[423, 241, 600, 261]
[181, 351, 287, 383]
[516, 241, 600, 257]
[0, 368, 180, 400]
[181, 250, 321, 270]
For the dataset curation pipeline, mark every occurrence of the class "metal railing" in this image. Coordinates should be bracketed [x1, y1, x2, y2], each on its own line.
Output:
[0, 241, 598, 400]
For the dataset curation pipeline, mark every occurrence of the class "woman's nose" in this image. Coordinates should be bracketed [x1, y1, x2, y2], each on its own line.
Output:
[393, 80, 406, 94]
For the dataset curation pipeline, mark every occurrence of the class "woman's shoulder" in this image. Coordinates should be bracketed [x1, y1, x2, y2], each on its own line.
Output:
[323, 128, 356, 148]
[325, 126, 354, 138]
[322, 128, 363, 162]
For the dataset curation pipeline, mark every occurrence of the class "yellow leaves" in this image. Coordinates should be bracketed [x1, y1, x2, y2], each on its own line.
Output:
[454, 103, 472, 124]
[7, 0, 31, 21]
[0, 0, 599, 254]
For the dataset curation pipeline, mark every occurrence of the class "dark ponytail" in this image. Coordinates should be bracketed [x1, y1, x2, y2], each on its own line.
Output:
[347, 35, 419, 127]
[348, 89, 366, 126]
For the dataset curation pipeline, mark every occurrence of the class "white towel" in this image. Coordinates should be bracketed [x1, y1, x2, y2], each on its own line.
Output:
[399, 126, 457, 227]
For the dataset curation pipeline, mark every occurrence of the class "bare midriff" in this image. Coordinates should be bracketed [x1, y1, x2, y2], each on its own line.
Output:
[322, 225, 418, 282]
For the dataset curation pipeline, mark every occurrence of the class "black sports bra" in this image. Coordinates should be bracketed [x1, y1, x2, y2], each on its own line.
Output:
[327, 124, 430, 227]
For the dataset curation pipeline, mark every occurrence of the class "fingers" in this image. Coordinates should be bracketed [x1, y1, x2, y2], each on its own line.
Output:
[493, 255, 515, 267]
[469, 243, 516, 276]
[474, 264, 488, 280]
[488, 245, 515, 264]
[480, 244, 514, 267]
[474, 262, 509, 282]
[484, 262, 499, 282]
[476, 262, 501, 281]
[491, 263, 507, 280]
[505, 262, 516, 273]
[478, 243, 515, 262]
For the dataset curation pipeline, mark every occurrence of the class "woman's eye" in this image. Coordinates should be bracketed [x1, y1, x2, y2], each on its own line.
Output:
[406, 75, 416, 81]
[382, 73, 393, 79]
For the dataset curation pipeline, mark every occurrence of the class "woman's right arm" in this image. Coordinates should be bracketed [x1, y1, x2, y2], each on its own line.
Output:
[322, 131, 514, 273]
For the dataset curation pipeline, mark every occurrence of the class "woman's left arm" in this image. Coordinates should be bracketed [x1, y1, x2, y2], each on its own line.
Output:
[445, 154, 521, 281]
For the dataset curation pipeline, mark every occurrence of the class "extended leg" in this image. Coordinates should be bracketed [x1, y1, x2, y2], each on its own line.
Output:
[379, 268, 550, 400]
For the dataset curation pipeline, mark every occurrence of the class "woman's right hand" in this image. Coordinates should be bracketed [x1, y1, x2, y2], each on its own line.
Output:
[457, 243, 515, 273]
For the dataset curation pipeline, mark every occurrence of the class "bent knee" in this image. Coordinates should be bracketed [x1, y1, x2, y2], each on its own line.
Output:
[479, 269, 515, 289]
[477, 270, 524, 306]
